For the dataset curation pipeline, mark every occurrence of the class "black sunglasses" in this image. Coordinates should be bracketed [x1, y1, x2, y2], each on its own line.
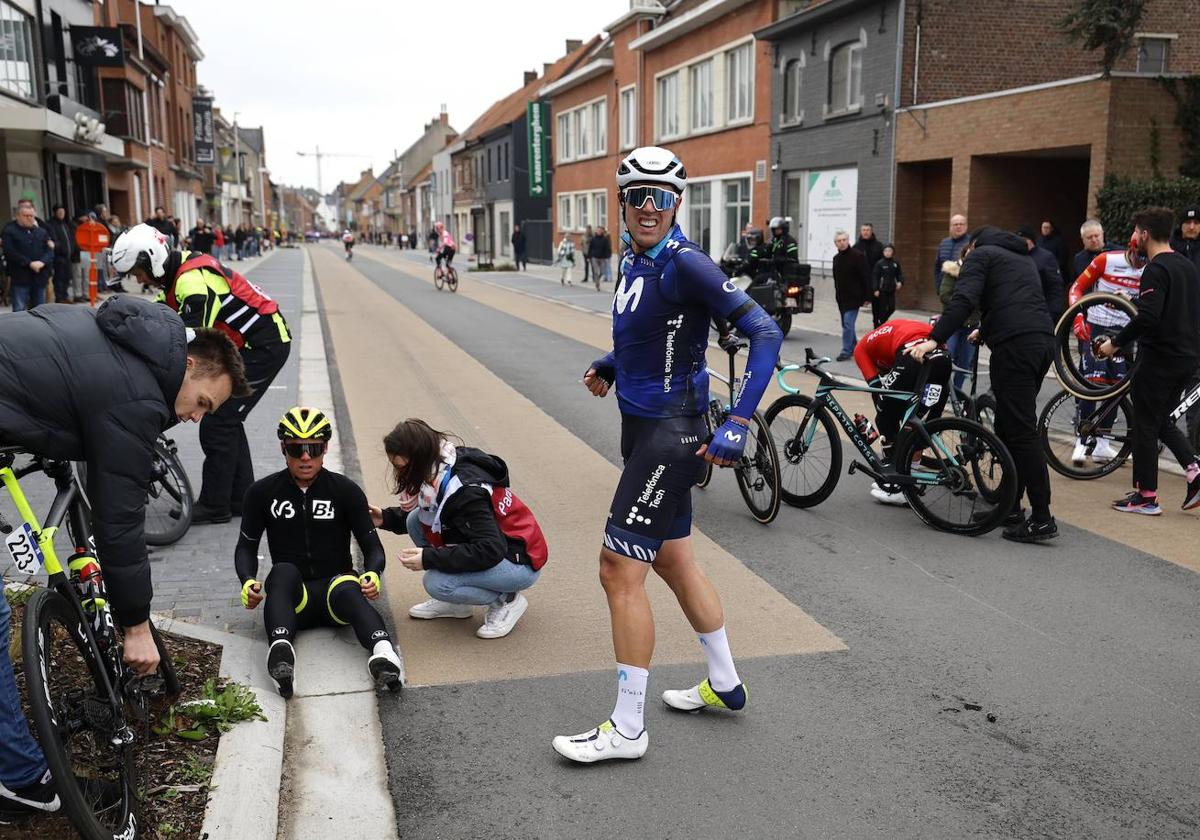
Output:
[283, 442, 327, 459]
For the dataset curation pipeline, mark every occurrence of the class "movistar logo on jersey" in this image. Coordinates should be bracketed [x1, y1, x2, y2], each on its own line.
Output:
[614, 276, 644, 314]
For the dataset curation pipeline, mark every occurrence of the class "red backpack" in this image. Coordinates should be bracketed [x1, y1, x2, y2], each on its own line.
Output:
[423, 482, 548, 571]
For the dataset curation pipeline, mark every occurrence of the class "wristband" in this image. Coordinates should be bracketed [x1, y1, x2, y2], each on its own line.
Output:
[359, 571, 381, 592]
[241, 579, 261, 608]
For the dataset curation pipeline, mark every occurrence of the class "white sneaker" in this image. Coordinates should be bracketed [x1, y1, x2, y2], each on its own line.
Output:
[1091, 438, 1118, 462]
[408, 599, 474, 620]
[870, 482, 908, 506]
[367, 643, 405, 692]
[1071, 438, 1088, 465]
[476, 593, 528, 639]
[552, 719, 648, 763]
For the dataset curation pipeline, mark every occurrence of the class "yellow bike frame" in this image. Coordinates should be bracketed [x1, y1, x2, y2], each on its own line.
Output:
[0, 463, 66, 578]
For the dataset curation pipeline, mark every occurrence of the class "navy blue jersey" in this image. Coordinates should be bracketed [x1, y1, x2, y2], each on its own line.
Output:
[612, 225, 754, 418]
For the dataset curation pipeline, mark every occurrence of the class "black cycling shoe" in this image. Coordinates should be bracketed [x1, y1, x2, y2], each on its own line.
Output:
[1002, 517, 1058, 543]
[191, 503, 232, 525]
[267, 639, 296, 699]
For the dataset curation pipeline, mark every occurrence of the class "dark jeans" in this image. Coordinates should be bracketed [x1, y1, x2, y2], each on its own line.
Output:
[198, 340, 291, 511]
[52, 258, 72, 302]
[989, 334, 1054, 517]
[946, 327, 977, 390]
[514, 250, 527, 270]
[1129, 353, 1198, 494]
[0, 595, 46, 788]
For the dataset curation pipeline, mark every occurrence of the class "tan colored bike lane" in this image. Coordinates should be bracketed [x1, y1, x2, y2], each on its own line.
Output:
[310, 246, 845, 687]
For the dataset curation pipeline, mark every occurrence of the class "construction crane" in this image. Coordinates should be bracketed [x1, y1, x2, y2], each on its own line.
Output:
[295, 146, 371, 196]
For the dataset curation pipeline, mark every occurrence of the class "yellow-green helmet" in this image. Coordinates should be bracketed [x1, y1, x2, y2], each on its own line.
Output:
[277, 406, 333, 441]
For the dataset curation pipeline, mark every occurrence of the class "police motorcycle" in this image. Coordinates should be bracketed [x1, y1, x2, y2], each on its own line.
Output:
[718, 219, 813, 338]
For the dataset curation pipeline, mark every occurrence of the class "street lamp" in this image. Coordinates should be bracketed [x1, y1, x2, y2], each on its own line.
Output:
[258, 166, 269, 228]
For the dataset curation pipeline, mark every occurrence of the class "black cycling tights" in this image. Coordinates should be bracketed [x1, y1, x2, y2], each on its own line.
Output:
[263, 563, 391, 650]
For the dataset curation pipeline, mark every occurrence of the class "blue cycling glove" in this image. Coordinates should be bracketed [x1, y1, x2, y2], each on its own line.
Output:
[706, 418, 750, 463]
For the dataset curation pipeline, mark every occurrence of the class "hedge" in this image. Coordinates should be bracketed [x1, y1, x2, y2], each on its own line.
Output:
[1096, 175, 1200, 241]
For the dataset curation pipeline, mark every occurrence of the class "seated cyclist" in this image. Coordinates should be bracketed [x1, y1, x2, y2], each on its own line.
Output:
[434, 221, 456, 271]
[853, 318, 952, 505]
[237, 407, 404, 698]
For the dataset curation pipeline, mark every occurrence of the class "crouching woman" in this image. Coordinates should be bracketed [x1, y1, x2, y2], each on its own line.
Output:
[370, 418, 547, 639]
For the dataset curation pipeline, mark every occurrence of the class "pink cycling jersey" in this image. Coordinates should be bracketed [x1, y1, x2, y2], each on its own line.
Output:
[439, 229, 457, 250]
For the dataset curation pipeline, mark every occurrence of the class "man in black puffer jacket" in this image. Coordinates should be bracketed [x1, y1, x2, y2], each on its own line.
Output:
[911, 225, 1059, 543]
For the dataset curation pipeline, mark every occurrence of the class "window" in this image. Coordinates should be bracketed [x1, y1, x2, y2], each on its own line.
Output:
[689, 59, 714, 131]
[1137, 37, 1170, 74]
[577, 194, 589, 230]
[784, 172, 804, 235]
[688, 182, 711, 253]
[559, 100, 606, 162]
[620, 86, 637, 149]
[726, 43, 753, 123]
[101, 78, 147, 141]
[593, 191, 607, 228]
[0, 3, 35, 99]
[657, 72, 680, 139]
[782, 59, 803, 124]
[592, 101, 607, 155]
[828, 42, 863, 114]
[558, 195, 572, 230]
[578, 106, 590, 158]
[557, 112, 573, 162]
[487, 148, 493, 183]
[499, 210, 511, 256]
[723, 177, 751, 252]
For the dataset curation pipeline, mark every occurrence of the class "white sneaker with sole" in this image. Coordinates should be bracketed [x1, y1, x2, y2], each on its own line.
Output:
[1091, 438, 1118, 462]
[1071, 438, 1088, 465]
[869, 482, 907, 506]
[367, 643, 405, 692]
[408, 599, 474, 620]
[476, 593, 528, 639]
[552, 719, 648, 763]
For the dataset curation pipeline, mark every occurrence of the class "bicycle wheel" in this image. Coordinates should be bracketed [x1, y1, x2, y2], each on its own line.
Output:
[1053, 293, 1139, 399]
[734, 411, 781, 524]
[1039, 388, 1132, 479]
[972, 391, 997, 432]
[447, 268, 458, 292]
[894, 416, 1017, 535]
[434, 268, 444, 290]
[22, 588, 139, 840]
[144, 437, 193, 546]
[764, 394, 842, 508]
[695, 401, 720, 489]
[148, 619, 181, 698]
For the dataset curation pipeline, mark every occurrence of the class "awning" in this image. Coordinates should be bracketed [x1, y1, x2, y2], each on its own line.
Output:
[0, 100, 125, 158]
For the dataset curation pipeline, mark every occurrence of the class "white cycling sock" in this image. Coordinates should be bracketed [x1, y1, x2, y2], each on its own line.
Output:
[699, 626, 740, 691]
[610, 664, 648, 737]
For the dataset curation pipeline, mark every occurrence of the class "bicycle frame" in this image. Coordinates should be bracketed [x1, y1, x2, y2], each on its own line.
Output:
[1075, 380, 1200, 439]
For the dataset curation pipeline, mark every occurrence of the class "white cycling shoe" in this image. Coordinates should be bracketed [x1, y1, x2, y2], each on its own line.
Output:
[552, 720, 648, 764]
[1091, 438, 1118, 462]
[663, 678, 748, 712]
[408, 599, 474, 620]
[1071, 438, 1089, 466]
[367, 643, 405, 692]
[869, 482, 907, 506]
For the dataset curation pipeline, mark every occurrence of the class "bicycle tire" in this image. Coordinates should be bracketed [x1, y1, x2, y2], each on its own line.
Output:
[764, 394, 842, 508]
[1039, 388, 1132, 480]
[973, 391, 997, 432]
[144, 437, 193, 546]
[22, 588, 139, 840]
[894, 416, 1017, 536]
[1053, 293, 1139, 400]
[734, 411, 781, 524]
[434, 269, 445, 290]
[695, 402, 719, 489]
[447, 268, 458, 292]
[149, 619, 181, 698]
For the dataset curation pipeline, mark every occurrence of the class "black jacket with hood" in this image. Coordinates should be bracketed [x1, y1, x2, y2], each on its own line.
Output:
[931, 227, 1056, 347]
[381, 447, 523, 574]
[0, 296, 187, 625]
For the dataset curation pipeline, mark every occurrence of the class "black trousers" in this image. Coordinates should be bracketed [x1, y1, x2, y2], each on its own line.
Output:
[263, 563, 389, 650]
[1130, 353, 1198, 494]
[198, 340, 290, 511]
[1185, 370, 1200, 447]
[52, 258, 71, 302]
[515, 250, 527, 270]
[871, 292, 896, 328]
[989, 335, 1054, 514]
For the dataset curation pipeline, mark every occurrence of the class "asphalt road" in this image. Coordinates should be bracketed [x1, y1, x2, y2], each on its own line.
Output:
[344, 246, 1200, 839]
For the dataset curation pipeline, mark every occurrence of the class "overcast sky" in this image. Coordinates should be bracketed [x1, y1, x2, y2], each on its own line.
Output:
[170, 0, 625, 193]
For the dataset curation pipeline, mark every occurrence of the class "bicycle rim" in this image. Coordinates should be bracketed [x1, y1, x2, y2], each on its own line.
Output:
[144, 440, 194, 546]
[434, 270, 444, 290]
[447, 270, 458, 292]
[1039, 388, 1131, 480]
[22, 588, 138, 840]
[764, 394, 842, 508]
[896, 417, 1017, 535]
[1053, 294, 1139, 399]
[734, 413, 781, 524]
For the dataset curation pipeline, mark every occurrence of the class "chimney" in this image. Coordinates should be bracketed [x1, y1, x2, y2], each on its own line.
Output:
[524, 70, 538, 85]
[543, 62, 553, 77]
[565, 39, 583, 54]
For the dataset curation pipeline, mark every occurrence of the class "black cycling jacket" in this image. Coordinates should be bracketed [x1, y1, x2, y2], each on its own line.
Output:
[236, 468, 385, 583]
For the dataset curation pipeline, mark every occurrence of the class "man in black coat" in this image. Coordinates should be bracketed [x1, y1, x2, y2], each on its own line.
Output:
[1016, 225, 1065, 320]
[1170, 206, 1200, 273]
[832, 230, 870, 360]
[511, 224, 527, 270]
[145, 206, 179, 246]
[854, 223, 884, 272]
[1073, 219, 1114, 280]
[1, 200, 52, 311]
[910, 226, 1058, 543]
[46, 205, 76, 304]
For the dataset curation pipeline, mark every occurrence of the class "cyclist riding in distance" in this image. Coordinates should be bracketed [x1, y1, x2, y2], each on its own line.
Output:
[852, 319, 952, 505]
[237, 407, 404, 697]
[434, 221, 456, 273]
[342, 229, 354, 253]
[1067, 233, 1145, 465]
[554, 146, 782, 764]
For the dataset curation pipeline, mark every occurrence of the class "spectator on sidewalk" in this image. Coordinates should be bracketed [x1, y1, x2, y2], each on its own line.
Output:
[1074, 219, 1113, 279]
[936, 251, 979, 390]
[833, 230, 870, 360]
[213, 224, 225, 260]
[188, 221, 215, 255]
[47, 205, 76, 304]
[400, 233, 408, 250]
[870, 243, 903, 328]
[556, 234, 576, 286]
[854, 223, 884, 271]
[371, 418, 546, 640]
[2, 199, 52, 311]
[70, 211, 87, 301]
[1170, 206, 1200, 272]
[589, 226, 612, 290]
[934, 214, 969, 294]
[512, 224, 527, 270]
[1037, 219, 1068, 278]
[581, 225, 594, 286]
[234, 224, 248, 260]
[1016, 225, 1065, 320]
[144, 206, 178, 246]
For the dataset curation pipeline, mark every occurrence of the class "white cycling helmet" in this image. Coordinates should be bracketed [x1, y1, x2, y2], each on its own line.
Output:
[110, 223, 170, 281]
[616, 146, 687, 193]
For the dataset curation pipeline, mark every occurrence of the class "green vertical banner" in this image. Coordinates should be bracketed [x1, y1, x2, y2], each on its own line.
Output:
[527, 101, 549, 198]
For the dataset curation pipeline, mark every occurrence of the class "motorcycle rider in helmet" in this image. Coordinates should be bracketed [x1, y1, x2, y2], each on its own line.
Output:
[747, 216, 800, 284]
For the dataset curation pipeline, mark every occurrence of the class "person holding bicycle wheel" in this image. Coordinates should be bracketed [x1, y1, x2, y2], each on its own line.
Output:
[554, 146, 782, 764]
[1096, 207, 1200, 514]
[0, 296, 248, 823]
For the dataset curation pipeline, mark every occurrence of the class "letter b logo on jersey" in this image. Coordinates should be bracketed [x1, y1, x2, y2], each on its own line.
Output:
[614, 276, 644, 314]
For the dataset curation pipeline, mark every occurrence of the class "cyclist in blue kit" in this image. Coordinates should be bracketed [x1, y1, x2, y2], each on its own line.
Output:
[552, 147, 782, 764]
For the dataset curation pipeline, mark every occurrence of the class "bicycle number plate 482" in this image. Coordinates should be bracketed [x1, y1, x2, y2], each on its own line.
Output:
[6, 523, 45, 575]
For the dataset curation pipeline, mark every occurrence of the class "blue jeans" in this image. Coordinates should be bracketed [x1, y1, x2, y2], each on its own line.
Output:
[406, 509, 540, 606]
[946, 327, 978, 390]
[0, 595, 47, 788]
[10, 282, 45, 312]
[840, 308, 859, 356]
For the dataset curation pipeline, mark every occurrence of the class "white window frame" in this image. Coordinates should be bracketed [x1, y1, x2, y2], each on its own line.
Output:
[780, 54, 805, 126]
[1135, 34, 1172, 74]
[557, 113, 572, 163]
[592, 100, 607, 155]
[825, 35, 865, 118]
[689, 58, 715, 131]
[619, 84, 637, 150]
[577, 107, 590, 159]
[725, 42, 754, 125]
[558, 194, 572, 231]
[592, 191, 607, 229]
[653, 36, 756, 144]
[556, 95, 608, 164]
[657, 71, 680, 141]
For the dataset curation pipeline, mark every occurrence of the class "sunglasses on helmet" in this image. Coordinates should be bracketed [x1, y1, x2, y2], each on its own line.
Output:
[283, 441, 327, 459]
[621, 186, 680, 212]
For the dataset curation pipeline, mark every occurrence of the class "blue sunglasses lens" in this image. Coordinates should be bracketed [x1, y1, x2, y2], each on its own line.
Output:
[623, 187, 678, 211]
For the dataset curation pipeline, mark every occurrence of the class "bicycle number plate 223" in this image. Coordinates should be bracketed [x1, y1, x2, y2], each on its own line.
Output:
[6, 523, 45, 575]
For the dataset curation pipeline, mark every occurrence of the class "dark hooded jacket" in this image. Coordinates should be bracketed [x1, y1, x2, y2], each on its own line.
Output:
[381, 447, 522, 574]
[1170, 228, 1200, 274]
[931, 227, 1055, 347]
[0, 296, 187, 626]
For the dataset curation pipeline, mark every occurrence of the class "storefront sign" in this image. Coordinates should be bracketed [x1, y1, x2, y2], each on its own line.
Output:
[806, 168, 859, 270]
[193, 96, 215, 165]
[527, 102, 548, 198]
[70, 27, 124, 67]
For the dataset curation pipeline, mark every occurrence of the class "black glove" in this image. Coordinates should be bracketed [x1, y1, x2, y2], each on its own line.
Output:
[589, 359, 615, 386]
